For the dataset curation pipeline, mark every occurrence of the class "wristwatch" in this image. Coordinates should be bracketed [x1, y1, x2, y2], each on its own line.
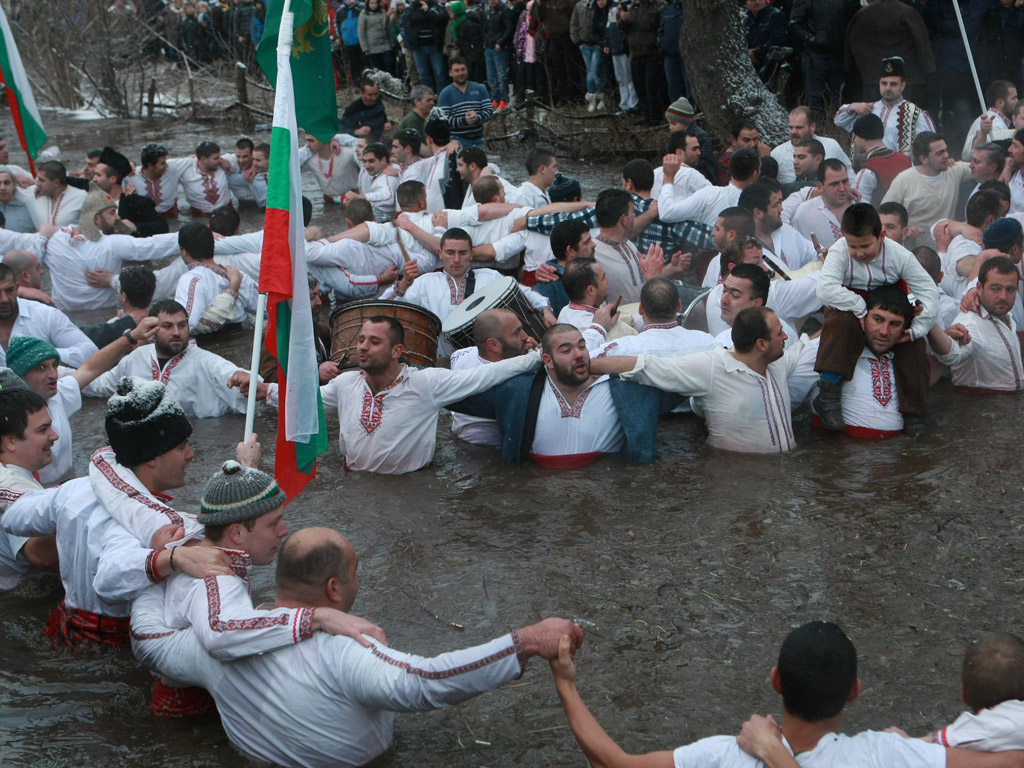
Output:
[122, 327, 138, 346]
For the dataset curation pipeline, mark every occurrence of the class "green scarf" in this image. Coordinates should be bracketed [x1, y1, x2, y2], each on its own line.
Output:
[450, 1, 467, 42]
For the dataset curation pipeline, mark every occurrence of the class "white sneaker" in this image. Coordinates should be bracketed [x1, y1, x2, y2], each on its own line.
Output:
[585, 92, 597, 112]
[596, 94, 606, 111]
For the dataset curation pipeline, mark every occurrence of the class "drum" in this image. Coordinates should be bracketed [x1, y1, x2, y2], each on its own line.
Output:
[674, 281, 711, 331]
[329, 300, 442, 370]
[441, 276, 547, 350]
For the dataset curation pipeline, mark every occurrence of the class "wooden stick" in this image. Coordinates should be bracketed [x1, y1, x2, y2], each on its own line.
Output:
[392, 221, 412, 264]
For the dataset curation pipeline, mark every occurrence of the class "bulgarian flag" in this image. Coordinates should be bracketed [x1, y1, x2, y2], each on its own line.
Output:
[260, 8, 328, 502]
[0, 5, 45, 174]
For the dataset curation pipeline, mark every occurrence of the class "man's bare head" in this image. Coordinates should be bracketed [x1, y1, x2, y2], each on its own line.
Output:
[276, 527, 359, 612]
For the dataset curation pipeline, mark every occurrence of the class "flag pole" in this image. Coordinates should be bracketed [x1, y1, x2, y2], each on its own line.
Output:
[243, 292, 267, 441]
[951, 0, 986, 115]
[244, 0, 294, 442]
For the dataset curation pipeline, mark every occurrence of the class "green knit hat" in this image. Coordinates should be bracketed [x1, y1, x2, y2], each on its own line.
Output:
[199, 460, 286, 526]
[6, 336, 59, 378]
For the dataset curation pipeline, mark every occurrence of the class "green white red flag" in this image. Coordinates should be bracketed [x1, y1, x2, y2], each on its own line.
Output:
[260, 13, 328, 502]
[0, 5, 45, 174]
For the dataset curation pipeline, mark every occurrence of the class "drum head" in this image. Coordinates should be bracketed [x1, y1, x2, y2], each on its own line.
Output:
[441, 276, 518, 334]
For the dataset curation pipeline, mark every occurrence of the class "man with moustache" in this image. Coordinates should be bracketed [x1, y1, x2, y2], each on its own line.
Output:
[84, 299, 252, 418]
[450, 323, 682, 466]
[930, 256, 1024, 392]
[450, 308, 535, 446]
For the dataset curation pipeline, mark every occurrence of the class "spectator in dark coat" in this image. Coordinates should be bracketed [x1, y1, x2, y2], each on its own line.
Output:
[844, 0, 934, 102]
[744, 0, 787, 71]
[620, 0, 667, 125]
[790, 0, 860, 115]
[658, 0, 689, 102]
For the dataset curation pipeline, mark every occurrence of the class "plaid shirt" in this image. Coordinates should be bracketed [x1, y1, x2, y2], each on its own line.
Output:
[525, 195, 715, 257]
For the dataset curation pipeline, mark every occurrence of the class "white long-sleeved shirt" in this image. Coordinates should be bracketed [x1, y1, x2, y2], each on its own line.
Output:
[38, 376, 81, 486]
[934, 308, 1024, 392]
[166, 157, 231, 214]
[653, 165, 711, 199]
[961, 108, 1013, 161]
[298, 135, 361, 200]
[771, 136, 853, 184]
[221, 153, 267, 207]
[266, 353, 541, 473]
[449, 347, 500, 446]
[42, 228, 180, 310]
[84, 340, 249, 417]
[126, 165, 181, 214]
[706, 272, 822, 337]
[593, 323, 717, 358]
[163, 552, 314, 661]
[380, 269, 549, 324]
[933, 699, 1024, 751]
[657, 180, 742, 227]
[791, 196, 844, 250]
[620, 343, 806, 453]
[817, 237, 939, 341]
[762, 223, 818, 270]
[131, 583, 528, 768]
[174, 261, 259, 332]
[22, 184, 87, 228]
[0, 463, 43, 591]
[790, 337, 904, 433]
[357, 168, 398, 221]
[3, 477, 166, 616]
[0, 298, 98, 368]
[363, 212, 441, 272]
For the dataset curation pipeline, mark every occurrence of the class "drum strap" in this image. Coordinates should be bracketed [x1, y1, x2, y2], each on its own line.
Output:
[519, 368, 549, 462]
[463, 270, 476, 302]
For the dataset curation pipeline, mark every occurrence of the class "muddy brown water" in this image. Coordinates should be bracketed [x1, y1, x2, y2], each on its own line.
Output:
[1, 113, 1022, 767]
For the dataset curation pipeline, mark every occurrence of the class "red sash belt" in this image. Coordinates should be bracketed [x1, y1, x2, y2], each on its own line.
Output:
[848, 279, 910, 301]
[45, 600, 130, 649]
[521, 270, 538, 287]
[529, 451, 606, 468]
[151, 678, 216, 717]
[812, 414, 901, 438]
[159, 203, 179, 218]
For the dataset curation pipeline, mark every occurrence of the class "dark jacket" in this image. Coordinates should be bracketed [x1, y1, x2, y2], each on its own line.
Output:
[619, 0, 666, 59]
[483, 1, 514, 48]
[843, 0, 934, 85]
[658, 0, 683, 58]
[405, 1, 448, 48]
[743, 5, 787, 64]
[119, 194, 169, 237]
[789, 0, 859, 58]
[450, 368, 682, 465]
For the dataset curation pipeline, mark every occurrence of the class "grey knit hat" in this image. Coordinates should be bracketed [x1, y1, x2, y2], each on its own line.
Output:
[106, 376, 193, 467]
[0, 367, 27, 392]
[198, 460, 285, 526]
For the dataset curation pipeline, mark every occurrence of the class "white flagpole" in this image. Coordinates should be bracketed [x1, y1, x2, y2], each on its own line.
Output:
[951, 0, 986, 115]
[243, 0, 294, 443]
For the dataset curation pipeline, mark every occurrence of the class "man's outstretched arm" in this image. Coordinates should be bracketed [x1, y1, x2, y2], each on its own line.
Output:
[551, 635, 675, 768]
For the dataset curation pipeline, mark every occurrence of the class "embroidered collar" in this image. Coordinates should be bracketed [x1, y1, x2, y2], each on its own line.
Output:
[643, 321, 679, 330]
[188, 260, 229, 279]
[567, 302, 599, 313]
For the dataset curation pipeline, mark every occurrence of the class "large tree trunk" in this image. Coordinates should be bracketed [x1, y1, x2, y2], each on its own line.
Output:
[680, 0, 789, 147]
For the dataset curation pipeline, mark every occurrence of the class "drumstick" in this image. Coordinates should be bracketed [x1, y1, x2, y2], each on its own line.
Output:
[811, 233, 824, 255]
[610, 295, 622, 314]
[391, 221, 412, 264]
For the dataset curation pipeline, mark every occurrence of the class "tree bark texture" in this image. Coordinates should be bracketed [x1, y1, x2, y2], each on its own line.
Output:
[680, 0, 789, 146]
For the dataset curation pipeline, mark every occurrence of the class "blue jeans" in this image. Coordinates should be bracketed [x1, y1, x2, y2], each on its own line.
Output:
[580, 44, 603, 94]
[663, 54, 689, 101]
[413, 45, 446, 92]
[484, 47, 508, 102]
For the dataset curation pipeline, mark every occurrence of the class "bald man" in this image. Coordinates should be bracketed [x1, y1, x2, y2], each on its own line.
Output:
[132, 526, 581, 768]
[3, 249, 51, 305]
[450, 308, 535, 445]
